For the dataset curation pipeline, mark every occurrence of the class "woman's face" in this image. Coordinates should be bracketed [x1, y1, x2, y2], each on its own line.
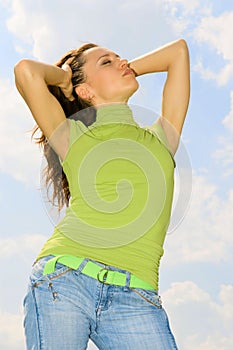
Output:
[75, 47, 139, 105]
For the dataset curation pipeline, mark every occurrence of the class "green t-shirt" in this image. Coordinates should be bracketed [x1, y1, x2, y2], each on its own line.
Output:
[37, 103, 175, 290]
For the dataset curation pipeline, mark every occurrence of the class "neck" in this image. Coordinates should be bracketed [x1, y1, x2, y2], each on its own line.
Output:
[95, 102, 128, 109]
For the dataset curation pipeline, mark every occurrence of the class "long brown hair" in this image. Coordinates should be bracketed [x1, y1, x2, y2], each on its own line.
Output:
[33, 43, 98, 210]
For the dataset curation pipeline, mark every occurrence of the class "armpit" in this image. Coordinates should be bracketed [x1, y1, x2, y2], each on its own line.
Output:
[48, 119, 71, 162]
[145, 118, 180, 156]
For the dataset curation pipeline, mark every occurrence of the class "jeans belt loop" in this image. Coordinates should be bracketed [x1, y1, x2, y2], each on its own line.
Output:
[124, 271, 131, 291]
[76, 258, 89, 275]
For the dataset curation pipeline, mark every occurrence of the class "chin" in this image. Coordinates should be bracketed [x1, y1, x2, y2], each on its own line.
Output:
[129, 82, 139, 97]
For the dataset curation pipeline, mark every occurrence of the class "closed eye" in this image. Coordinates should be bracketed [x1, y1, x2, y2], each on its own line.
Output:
[102, 60, 111, 65]
[97, 53, 120, 65]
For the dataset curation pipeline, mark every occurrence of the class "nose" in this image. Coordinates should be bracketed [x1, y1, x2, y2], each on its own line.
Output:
[119, 58, 128, 69]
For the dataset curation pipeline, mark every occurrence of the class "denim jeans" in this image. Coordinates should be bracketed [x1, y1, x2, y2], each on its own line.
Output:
[24, 255, 178, 350]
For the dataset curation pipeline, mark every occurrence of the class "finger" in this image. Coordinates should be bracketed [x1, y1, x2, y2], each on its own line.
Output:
[62, 89, 75, 102]
[64, 85, 76, 101]
[68, 95, 75, 102]
[61, 63, 72, 73]
[65, 57, 75, 65]
[62, 57, 75, 72]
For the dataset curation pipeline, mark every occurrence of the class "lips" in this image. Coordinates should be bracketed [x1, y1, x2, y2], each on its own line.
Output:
[123, 68, 134, 76]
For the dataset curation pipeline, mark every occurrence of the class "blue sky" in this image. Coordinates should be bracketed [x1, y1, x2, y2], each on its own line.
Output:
[0, 1, 233, 349]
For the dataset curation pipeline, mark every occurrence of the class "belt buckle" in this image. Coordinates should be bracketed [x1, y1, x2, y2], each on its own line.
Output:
[97, 267, 111, 285]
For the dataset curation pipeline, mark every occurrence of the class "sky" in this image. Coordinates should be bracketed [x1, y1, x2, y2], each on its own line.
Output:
[0, 0, 233, 349]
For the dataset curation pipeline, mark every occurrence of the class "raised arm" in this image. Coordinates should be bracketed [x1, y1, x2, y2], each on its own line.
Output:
[14, 59, 73, 139]
[129, 39, 190, 154]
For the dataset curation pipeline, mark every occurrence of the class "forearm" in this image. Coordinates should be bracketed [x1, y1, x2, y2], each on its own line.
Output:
[128, 39, 188, 76]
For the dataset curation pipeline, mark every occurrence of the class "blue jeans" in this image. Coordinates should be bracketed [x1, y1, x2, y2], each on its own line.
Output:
[24, 255, 178, 350]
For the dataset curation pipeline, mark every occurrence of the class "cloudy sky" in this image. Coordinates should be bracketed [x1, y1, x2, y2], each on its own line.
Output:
[0, 0, 233, 349]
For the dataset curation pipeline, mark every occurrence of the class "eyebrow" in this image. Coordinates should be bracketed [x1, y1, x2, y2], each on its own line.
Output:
[97, 53, 120, 63]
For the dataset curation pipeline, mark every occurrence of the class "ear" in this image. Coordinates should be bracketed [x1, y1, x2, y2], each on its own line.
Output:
[75, 83, 94, 101]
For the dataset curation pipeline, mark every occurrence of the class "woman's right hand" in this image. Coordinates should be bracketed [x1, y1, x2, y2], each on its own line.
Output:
[60, 58, 75, 101]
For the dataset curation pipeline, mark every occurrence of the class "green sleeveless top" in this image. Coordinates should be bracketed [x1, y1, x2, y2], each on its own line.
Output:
[37, 104, 175, 290]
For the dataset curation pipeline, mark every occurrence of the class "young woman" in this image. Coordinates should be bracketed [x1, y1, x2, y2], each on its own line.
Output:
[15, 39, 190, 350]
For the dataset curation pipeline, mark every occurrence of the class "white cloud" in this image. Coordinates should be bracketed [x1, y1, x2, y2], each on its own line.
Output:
[88, 341, 98, 350]
[0, 310, 25, 350]
[223, 90, 233, 133]
[0, 233, 47, 259]
[0, 0, 11, 6]
[193, 11, 233, 85]
[193, 60, 233, 86]
[165, 173, 233, 264]
[218, 285, 233, 327]
[165, 0, 201, 16]
[212, 91, 233, 177]
[164, 2, 233, 86]
[212, 136, 233, 177]
[164, 0, 212, 35]
[0, 79, 42, 186]
[5, 0, 173, 62]
[162, 281, 233, 350]
[193, 12, 233, 61]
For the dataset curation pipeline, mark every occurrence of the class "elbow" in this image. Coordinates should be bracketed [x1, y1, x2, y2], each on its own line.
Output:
[14, 59, 29, 80]
[178, 38, 188, 47]
[14, 59, 26, 77]
[177, 39, 189, 55]
[172, 39, 189, 66]
[14, 59, 34, 83]
[14, 60, 36, 96]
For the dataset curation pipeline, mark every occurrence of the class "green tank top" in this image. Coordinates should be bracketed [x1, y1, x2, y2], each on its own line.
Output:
[37, 103, 175, 290]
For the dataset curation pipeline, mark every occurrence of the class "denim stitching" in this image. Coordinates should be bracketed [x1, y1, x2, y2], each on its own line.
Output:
[131, 288, 162, 309]
[32, 268, 72, 289]
[31, 286, 43, 349]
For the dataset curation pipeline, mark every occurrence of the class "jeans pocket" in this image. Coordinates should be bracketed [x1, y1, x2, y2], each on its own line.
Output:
[131, 288, 162, 309]
[30, 256, 72, 287]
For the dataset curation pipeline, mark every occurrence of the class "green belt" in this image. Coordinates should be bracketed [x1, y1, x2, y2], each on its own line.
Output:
[43, 254, 155, 291]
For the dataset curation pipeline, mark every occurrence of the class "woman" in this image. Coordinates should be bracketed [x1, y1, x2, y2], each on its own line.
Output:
[15, 39, 190, 350]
